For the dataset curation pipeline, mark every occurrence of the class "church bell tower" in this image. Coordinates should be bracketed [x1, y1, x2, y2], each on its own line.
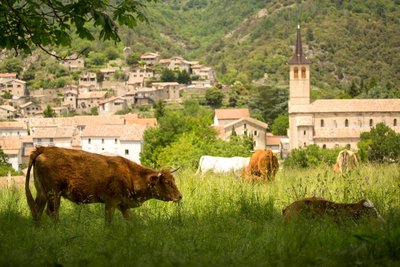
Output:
[289, 25, 310, 105]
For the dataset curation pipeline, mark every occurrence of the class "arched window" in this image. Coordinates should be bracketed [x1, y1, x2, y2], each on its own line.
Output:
[320, 119, 324, 127]
[294, 67, 299, 78]
[301, 67, 306, 78]
[394, 119, 397, 126]
[369, 119, 373, 127]
[345, 119, 349, 127]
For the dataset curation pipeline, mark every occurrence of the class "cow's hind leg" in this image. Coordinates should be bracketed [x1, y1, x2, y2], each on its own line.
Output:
[34, 192, 47, 222]
[46, 190, 61, 223]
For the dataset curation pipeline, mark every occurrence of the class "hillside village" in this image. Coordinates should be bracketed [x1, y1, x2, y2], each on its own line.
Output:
[0, 50, 284, 172]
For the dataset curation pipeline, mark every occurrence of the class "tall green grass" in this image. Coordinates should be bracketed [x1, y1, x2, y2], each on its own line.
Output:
[0, 164, 399, 266]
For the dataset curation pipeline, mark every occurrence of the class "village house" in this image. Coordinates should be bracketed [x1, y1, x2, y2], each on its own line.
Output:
[79, 71, 97, 88]
[0, 105, 17, 120]
[81, 124, 149, 164]
[129, 66, 154, 79]
[60, 54, 85, 71]
[140, 52, 160, 66]
[288, 26, 400, 150]
[219, 117, 269, 151]
[98, 96, 128, 116]
[76, 91, 107, 113]
[0, 73, 17, 82]
[31, 126, 77, 148]
[151, 82, 182, 101]
[0, 136, 24, 170]
[213, 108, 250, 126]
[191, 64, 216, 83]
[0, 121, 28, 137]
[0, 78, 27, 98]
[19, 101, 42, 117]
[62, 89, 78, 111]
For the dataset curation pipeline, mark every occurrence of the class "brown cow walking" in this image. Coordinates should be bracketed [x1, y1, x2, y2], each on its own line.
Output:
[242, 149, 279, 182]
[25, 146, 182, 224]
[282, 196, 384, 223]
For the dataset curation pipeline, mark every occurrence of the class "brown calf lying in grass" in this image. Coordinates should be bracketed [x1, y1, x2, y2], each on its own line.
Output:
[282, 197, 385, 223]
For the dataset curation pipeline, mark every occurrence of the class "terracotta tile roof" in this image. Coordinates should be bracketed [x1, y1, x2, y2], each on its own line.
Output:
[0, 136, 22, 151]
[290, 99, 400, 113]
[32, 126, 75, 138]
[81, 124, 148, 140]
[26, 115, 125, 128]
[266, 135, 288, 146]
[123, 114, 157, 127]
[0, 73, 17, 78]
[98, 96, 125, 105]
[127, 76, 144, 84]
[0, 121, 26, 129]
[215, 108, 250, 119]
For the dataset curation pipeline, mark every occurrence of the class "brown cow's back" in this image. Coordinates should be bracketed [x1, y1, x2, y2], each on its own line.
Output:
[242, 149, 279, 182]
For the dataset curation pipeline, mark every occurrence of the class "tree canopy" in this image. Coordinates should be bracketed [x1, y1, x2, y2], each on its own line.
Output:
[0, 0, 155, 57]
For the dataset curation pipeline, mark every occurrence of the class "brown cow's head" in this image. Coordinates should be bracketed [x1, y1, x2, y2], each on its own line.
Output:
[147, 169, 182, 202]
[357, 199, 385, 222]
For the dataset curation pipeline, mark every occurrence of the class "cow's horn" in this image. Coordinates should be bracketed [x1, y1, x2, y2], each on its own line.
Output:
[170, 167, 181, 173]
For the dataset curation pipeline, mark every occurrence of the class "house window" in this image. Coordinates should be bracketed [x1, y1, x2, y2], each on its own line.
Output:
[303, 130, 306, 135]
[347, 144, 351, 149]
[394, 119, 397, 126]
[102, 139, 105, 144]
[369, 119, 373, 127]
[322, 144, 326, 149]
[301, 67, 306, 78]
[114, 138, 118, 144]
[88, 138, 91, 144]
[294, 67, 299, 78]
[253, 130, 258, 136]
[320, 119, 324, 127]
[334, 120, 337, 128]
[345, 119, 349, 127]
[244, 124, 247, 129]
[125, 149, 129, 155]
[50, 138, 53, 142]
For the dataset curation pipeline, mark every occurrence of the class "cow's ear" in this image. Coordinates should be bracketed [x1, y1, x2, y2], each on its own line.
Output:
[362, 199, 374, 208]
[149, 174, 161, 186]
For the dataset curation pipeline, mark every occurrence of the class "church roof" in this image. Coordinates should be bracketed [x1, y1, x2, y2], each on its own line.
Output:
[289, 25, 310, 65]
[290, 99, 400, 113]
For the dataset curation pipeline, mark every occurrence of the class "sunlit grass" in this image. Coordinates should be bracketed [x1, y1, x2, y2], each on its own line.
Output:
[0, 163, 399, 266]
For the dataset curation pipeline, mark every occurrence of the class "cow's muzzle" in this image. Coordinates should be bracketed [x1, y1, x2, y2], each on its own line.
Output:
[173, 194, 183, 202]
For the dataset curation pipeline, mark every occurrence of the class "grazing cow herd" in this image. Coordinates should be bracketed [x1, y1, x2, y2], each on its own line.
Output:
[24, 146, 383, 224]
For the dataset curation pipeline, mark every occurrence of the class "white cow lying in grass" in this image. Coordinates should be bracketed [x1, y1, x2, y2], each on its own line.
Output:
[195, 155, 250, 175]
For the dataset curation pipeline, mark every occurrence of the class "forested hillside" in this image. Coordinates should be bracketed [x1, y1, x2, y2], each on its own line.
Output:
[125, 0, 400, 97]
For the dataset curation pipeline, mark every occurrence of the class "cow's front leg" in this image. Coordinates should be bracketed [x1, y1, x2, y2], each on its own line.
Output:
[118, 205, 131, 220]
[105, 202, 116, 223]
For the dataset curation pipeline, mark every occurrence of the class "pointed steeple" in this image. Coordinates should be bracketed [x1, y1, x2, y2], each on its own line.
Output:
[289, 25, 310, 65]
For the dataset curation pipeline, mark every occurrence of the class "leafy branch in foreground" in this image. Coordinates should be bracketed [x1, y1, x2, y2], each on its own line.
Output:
[0, 0, 156, 58]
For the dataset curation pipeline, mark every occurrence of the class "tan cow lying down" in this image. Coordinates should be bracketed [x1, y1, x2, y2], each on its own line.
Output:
[333, 149, 358, 173]
[282, 196, 384, 223]
[242, 149, 279, 182]
[25, 146, 182, 224]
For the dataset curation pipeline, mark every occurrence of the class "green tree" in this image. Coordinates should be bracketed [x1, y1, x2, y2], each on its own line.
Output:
[0, 0, 156, 56]
[271, 114, 289, 135]
[1, 91, 13, 99]
[177, 70, 191, 84]
[0, 57, 23, 75]
[160, 68, 176, 82]
[153, 99, 166, 120]
[126, 53, 140, 66]
[43, 105, 56, 118]
[205, 87, 224, 107]
[358, 122, 400, 163]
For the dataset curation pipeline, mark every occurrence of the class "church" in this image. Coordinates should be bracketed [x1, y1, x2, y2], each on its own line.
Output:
[288, 26, 400, 150]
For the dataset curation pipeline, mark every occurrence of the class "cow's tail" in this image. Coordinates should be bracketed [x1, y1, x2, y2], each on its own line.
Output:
[25, 146, 44, 221]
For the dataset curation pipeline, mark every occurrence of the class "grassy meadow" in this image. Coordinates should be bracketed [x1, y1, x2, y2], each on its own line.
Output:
[0, 163, 399, 267]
